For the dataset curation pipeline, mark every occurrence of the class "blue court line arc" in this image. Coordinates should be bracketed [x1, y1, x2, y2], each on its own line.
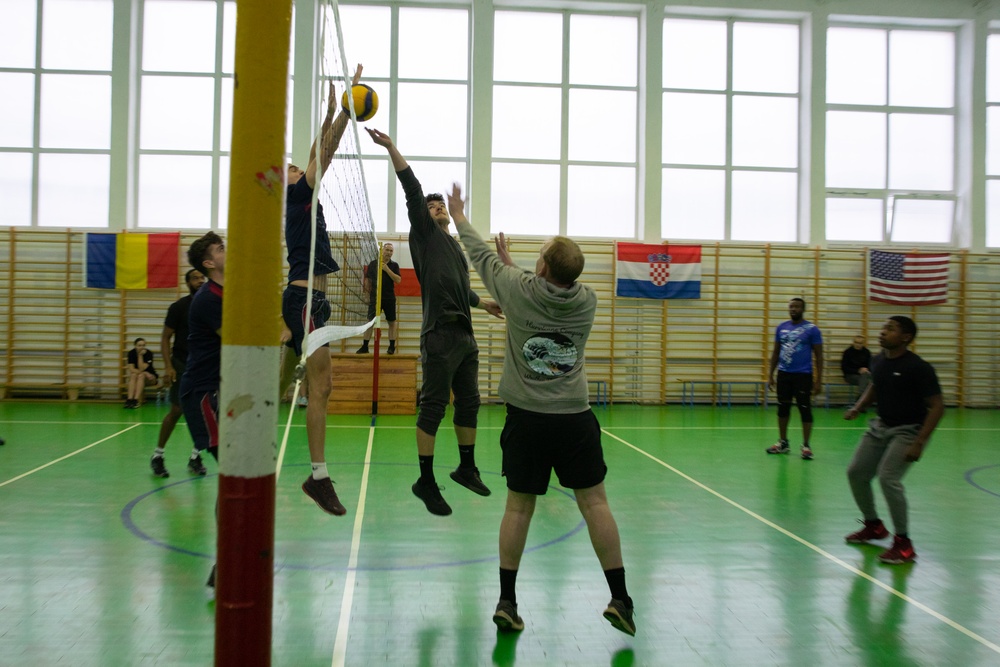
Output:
[121, 462, 586, 571]
[964, 464, 1000, 499]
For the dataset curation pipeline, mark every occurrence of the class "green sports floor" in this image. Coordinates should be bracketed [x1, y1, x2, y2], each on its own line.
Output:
[1, 400, 999, 666]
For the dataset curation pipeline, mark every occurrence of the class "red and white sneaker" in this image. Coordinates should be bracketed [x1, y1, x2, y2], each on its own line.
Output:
[878, 535, 916, 564]
[845, 519, 890, 544]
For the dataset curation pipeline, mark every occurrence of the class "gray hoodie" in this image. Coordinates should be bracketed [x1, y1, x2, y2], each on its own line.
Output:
[456, 221, 596, 414]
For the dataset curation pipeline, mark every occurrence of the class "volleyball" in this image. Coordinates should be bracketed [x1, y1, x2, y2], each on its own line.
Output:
[341, 84, 378, 122]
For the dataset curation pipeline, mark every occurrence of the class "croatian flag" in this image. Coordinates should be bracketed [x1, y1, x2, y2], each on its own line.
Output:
[615, 243, 701, 299]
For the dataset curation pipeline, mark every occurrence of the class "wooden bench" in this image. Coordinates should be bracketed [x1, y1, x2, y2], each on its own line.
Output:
[680, 380, 768, 408]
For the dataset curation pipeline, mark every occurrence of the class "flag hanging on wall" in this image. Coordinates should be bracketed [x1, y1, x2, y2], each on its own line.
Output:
[391, 240, 421, 297]
[85, 232, 181, 289]
[615, 243, 701, 299]
[868, 250, 949, 306]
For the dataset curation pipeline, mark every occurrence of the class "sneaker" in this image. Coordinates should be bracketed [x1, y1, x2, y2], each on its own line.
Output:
[188, 454, 207, 476]
[302, 475, 347, 516]
[296, 395, 308, 408]
[603, 598, 636, 636]
[207, 563, 216, 588]
[387, 345, 396, 355]
[801, 445, 814, 460]
[878, 535, 917, 564]
[493, 600, 524, 632]
[766, 439, 790, 454]
[355, 345, 369, 354]
[450, 466, 492, 497]
[412, 478, 452, 516]
[845, 518, 890, 544]
[150, 455, 170, 478]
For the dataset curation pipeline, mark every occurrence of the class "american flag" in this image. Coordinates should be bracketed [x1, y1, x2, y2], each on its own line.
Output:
[868, 250, 949, 306]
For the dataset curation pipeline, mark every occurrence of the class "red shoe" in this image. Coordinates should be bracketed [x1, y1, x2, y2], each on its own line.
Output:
[879, 535, 916, 564]
[845, 519, 889, 544]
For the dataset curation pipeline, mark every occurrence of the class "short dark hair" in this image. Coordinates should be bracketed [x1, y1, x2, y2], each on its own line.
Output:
[426, 193, 444, 204]
[184, 268, 201, 283]
[188, 231, 223, 276]
[543, 236, 585, 285]
[134, 337, 145, 346]
[889, 315, 918, 340]
[790, 297, 806, 309]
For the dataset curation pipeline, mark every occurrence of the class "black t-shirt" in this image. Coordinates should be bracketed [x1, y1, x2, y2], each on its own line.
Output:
[180, 280, 223, 395]
[164, 294, 193, 362]
[366, 259, 400, 300]
[127, 348, 157, 378]
[841, 346, 872, 376]
[396, 166, 479, 335]
[872, 350, 941, 427]
[285, 178, 339, 283]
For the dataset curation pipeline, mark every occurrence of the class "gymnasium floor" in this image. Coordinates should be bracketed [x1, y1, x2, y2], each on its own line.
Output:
[1, 400, 998, 666]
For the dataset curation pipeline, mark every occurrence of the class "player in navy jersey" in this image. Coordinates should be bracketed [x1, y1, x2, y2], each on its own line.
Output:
[149, 268, 205, 478]
[843, 316, 944, 565]
[766, 297, 823, 459]
[279, 65, 362, 517]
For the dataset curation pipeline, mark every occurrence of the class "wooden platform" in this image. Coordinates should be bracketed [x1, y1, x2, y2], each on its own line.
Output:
[328, 353, 418, 415]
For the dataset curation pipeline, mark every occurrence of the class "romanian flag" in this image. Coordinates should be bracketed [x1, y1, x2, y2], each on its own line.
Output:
[85, 232, 181, 289]
[392, 240, 421, 297]
[615, 242, 702, 299]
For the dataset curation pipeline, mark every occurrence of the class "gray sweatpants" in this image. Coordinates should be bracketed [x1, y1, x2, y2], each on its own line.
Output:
[846, 419, 921, 536]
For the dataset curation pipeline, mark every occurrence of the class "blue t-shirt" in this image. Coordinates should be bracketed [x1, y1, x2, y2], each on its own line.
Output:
[285, 179, 339, 283]
[180, 280, 223, 395]
[775, 320, 822, 373]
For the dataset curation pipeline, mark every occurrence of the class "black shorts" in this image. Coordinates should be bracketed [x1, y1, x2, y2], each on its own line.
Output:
[499, 404, 607, 495]
[167, 355, 185, 407]
[777, 371, 813, 404]
[181, 389, 218, 452]
[282, 285, 332, 356]
[367, 295, 396, 322]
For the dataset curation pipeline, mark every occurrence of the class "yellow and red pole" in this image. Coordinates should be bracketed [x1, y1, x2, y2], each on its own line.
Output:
[216, 1, 290, 664]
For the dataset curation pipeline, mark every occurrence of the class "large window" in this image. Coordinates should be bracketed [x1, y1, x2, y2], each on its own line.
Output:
[137, 0, 235, 228]
[661, 17, 800, 242]
[0, 0, 114, 227]
[825, 26, 956, 244]
[342, 5, 469, 234]
[491, 10, 639, 238]
[987, 33, 1000, 248]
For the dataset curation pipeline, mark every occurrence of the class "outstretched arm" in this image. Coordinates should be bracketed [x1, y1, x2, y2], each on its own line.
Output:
[365, 128, 409, 172]
[306, 64, 363, 188]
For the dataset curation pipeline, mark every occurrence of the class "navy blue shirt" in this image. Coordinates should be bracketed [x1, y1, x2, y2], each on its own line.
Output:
[872, 350, 941, 427]
[286, 178, 339, 283]
[180, 280, 223, 395]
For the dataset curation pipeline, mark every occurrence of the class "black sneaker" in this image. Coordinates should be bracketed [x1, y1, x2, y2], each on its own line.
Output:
[493, 599, 525, 632]
[355, 345, 369, 354]
[207, 563, 216, 588]
[150, 455, 169, 478]
[412, 478, 452, 516]
[603, 598, 636, 636]
[302, 476, 347, 516]
[450, 466, 491, 496]
[188, 454, 207, 476]
[387, 345, 396, 355]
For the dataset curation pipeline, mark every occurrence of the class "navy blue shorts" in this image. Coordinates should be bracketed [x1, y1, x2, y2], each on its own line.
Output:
[499, 404, 606, 495]
[181, 389, 218, 452]
[282, 285, 331, 356]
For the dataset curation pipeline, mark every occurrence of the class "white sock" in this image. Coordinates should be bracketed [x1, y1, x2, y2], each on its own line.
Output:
[191, 449, 201, 459]
[153, 448, 165, 457]
[311, 463, 329, 480]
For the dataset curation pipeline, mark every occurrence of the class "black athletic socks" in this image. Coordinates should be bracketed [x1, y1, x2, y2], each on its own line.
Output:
[458, 444, 476, 469]
[499, 567, 518, 605]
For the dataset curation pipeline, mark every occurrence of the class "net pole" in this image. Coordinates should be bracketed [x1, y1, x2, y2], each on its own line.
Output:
[370, 242, 384, 416]
[215, 0, 290, 664]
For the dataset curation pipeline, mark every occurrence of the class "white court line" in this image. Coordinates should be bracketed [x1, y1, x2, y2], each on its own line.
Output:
[601, 428, 1000, 656]
[331, 424, 377, 667]
[0, 424, 142, 489]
